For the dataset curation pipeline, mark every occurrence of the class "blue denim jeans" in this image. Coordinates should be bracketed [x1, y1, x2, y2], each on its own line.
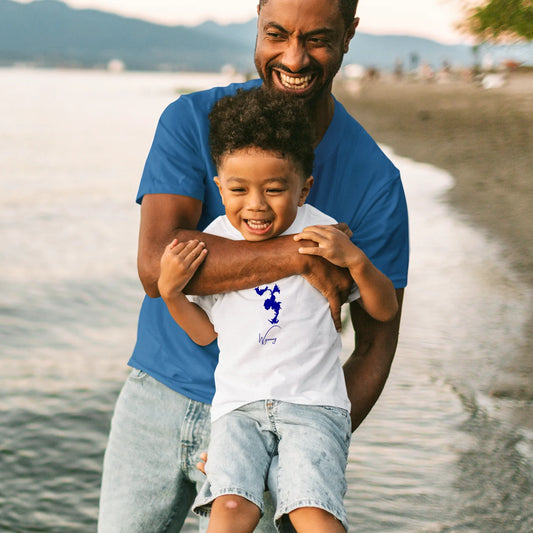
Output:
[98, 369, 277, 533]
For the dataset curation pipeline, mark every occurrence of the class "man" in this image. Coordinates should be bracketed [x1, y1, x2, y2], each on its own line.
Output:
[98, 0, 408, 531]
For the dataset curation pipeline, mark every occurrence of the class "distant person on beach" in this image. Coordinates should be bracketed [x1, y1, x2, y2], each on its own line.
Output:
[157, 87, 399, 532]
[98, 0, 409, 531]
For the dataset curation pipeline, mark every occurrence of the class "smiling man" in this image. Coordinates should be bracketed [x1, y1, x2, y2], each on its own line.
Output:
[98, 1, 409, 532]
[254, 0, 356, 140]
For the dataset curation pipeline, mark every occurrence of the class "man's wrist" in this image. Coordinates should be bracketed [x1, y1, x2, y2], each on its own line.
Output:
[292, 237, 317, 276]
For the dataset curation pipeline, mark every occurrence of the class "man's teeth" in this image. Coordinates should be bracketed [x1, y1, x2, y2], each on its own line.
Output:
[279, 72, 312, 89]
[247, 219, 271, 230]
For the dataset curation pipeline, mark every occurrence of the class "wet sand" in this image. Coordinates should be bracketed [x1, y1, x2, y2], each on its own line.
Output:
[335, 70, 533, 405]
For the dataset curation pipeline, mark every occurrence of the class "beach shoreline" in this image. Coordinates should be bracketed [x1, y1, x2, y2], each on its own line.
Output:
[336, 71, 533, 409]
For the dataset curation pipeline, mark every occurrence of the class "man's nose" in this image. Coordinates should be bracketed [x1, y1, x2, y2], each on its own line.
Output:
[281, 38, 310, 73]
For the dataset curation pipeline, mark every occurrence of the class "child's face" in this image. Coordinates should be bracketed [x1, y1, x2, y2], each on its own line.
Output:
[214, 147, 313, 241]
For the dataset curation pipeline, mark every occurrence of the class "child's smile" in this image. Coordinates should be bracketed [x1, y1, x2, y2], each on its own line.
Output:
[245, 218, 273, 235]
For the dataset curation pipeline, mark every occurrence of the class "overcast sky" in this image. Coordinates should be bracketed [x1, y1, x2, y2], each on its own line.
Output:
[18, 0, 470, 44]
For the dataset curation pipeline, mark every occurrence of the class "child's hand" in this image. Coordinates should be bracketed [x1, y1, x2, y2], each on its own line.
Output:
[158, 239, 208, 300]
[294, 225, 363, 269]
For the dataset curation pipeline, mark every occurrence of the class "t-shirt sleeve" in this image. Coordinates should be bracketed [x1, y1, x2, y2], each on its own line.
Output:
[186, 294, 216, 324]
[136, 96, 209, 204]
[353, 172, 409, 289]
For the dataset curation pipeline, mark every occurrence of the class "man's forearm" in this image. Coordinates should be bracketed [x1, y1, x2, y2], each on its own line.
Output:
[344, 289, 404, 431]
[177, 229, 309, 296]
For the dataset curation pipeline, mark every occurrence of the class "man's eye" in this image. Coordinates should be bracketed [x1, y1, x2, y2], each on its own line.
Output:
[308, 37, 328, 46]
[266, 31, 284, 40]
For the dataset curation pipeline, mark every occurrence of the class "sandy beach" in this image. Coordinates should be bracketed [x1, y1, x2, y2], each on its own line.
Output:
[335, 70, 533, 405]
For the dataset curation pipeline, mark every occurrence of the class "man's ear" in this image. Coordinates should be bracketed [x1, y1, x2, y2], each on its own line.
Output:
[343, 17, 359, 53]
[298, 176, 314, 206]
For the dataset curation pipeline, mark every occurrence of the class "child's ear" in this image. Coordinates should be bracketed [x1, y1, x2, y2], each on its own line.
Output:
[213, 176, 225, 205]
[298, 176, 314, 206]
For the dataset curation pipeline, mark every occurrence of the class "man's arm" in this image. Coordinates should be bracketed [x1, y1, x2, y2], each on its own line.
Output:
[137, 194, 353, 329]
[344, 288, 404, 431]
[137, 194, 203, 297]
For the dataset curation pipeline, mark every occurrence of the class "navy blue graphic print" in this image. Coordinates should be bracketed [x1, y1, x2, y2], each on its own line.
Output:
[255, 284, 282, 345]
[255, 284, 282, 324]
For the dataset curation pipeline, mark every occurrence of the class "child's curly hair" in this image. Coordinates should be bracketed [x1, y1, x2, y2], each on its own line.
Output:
[208, 87, 315, 177]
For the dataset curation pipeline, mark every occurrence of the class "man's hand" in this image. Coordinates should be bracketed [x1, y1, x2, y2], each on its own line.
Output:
[296, 225, 398, 323]
[295, 226, 354, 332]
[300, 254, 353, 332]
[197, 452, 208, 475]
[294, 223, 354, 331]
[332, 222, 353, 237]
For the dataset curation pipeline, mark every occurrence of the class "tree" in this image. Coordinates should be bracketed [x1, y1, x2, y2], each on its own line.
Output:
[462, 0, 533, 41]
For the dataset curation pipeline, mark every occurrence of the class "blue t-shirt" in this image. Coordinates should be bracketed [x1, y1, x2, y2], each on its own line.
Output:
[130, 79, 409, 404]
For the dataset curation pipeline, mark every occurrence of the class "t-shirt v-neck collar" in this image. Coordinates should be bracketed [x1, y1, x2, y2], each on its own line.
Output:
[314, 98, 346, 163]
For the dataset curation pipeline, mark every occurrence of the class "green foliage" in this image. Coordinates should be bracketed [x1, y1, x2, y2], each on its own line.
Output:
[466, 0, 533, 41]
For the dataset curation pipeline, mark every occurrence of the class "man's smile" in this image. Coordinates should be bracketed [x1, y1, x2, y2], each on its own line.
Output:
[277, 70, 313, 90]
[272, 68, 316, 92]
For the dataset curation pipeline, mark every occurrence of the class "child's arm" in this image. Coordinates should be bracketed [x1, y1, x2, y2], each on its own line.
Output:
[294, 225, 399, 322]
[158, 239, 217, 346]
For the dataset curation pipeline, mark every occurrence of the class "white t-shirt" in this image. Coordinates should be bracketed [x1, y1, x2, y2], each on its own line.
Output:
[190, 204, 359, 422]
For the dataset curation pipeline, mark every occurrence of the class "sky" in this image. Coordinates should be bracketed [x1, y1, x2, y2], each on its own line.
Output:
[17, 0, 470, 44]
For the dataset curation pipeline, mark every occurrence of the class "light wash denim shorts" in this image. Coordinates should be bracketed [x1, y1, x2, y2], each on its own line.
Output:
[193, 399, 351, 531]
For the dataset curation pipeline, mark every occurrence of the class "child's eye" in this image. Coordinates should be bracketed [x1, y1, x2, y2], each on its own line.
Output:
[230, 188, 245, 193]
[267, 188, 284, 194]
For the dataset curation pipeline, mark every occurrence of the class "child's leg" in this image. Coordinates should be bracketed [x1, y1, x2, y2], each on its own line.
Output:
[288, 506, 346, 533]
[193, 403, 278, 532]
[206, 494, 261, 533]
[272, 402, 352, 532]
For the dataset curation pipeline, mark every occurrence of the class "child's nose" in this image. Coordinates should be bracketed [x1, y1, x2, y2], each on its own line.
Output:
[247, 190, 267, 210]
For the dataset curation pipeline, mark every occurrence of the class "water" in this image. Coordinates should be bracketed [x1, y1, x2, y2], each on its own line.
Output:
[1, 68, 532, 532]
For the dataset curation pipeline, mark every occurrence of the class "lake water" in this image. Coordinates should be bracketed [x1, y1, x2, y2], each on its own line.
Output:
[1, 68, 532, 532]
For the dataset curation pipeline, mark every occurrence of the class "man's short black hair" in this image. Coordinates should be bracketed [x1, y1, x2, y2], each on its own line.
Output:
[209, 87, 315, 177]
[257, 0, 359, 29]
